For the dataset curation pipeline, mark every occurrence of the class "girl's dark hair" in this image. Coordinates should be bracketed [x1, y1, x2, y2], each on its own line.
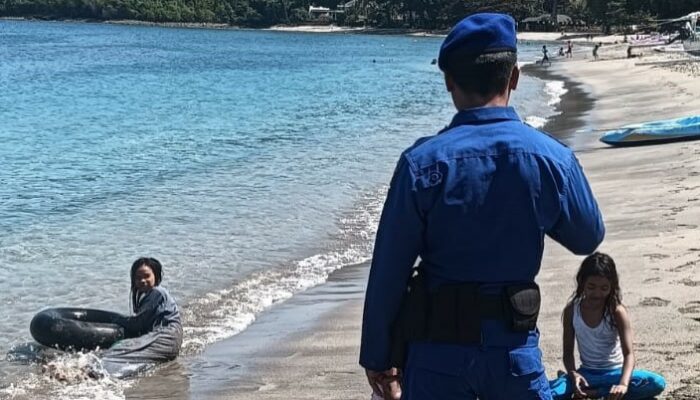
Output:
[569, 252, 622, 328]
[130, 257, 163, 313]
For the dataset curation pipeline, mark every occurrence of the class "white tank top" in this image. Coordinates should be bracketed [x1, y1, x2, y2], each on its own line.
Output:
[572, 299, 624, 369]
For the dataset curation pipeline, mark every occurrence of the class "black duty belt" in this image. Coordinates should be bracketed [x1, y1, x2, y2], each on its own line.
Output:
[390, 269, 541, 367]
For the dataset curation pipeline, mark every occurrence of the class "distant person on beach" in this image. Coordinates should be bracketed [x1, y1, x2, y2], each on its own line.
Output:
[360, 12, 604, 400]
[566, 40, 573, 58]
[541, 44, 551, 66]
[593, 43, 600, 60]
[558, 47, 565, 57]
[549, 253, 666, 400]
[626, 45, 641, 59]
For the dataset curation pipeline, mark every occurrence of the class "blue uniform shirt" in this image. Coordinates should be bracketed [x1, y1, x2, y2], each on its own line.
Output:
[359, 106, 605, 371]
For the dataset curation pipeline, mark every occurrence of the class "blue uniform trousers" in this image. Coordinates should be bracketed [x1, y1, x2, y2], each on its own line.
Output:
[549, 367, 665, 400]
[402, 342, 552, 399]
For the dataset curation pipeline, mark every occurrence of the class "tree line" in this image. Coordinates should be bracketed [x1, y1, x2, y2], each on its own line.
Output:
[1, 0, 699, 29]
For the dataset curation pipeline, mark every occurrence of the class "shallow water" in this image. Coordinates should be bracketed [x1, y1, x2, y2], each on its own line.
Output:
[0, 20, 563, 398]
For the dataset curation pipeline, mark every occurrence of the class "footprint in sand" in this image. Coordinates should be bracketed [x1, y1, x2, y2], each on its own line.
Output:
[669, 260, 698, 272]
[675, 278, 700, 287]
[257, 383, 278, 391]
[643, 253, 670, 261]
[639, 297, 671, 307]
[678, 301, 700, 315]
[642, 277, 662, 283]
[669, 385, 700, 400]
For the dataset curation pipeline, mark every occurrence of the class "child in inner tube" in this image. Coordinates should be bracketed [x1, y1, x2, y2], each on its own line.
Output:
[46, 257, 183, 380]
[99, 257, 183, 378]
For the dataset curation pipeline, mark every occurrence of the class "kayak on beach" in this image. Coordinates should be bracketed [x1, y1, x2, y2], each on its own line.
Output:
[600, 115, 700, 146]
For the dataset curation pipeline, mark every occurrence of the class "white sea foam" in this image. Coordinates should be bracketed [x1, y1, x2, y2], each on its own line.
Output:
[0, 351, 132, 400]
[544, 80, 567, 107]
[524, 116, 548, 128]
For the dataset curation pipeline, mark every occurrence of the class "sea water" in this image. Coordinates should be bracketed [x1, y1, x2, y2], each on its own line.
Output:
[0, 20, 565, 398]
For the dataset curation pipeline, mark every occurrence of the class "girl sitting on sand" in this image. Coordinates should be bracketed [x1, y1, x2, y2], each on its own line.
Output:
[98, 257, 183, 378]
[549, 252, 665, 400]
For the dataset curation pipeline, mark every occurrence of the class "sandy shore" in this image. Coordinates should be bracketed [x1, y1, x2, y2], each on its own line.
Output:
[126, 51, 700, 399]
[536, 54, 700, 400]
[267, 24, 365, 33]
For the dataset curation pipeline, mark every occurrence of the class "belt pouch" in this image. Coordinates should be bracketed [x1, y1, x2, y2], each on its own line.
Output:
[506, 283, 541, 332]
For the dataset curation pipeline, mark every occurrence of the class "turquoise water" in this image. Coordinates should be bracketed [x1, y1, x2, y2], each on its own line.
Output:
[0, 20, 562, 398]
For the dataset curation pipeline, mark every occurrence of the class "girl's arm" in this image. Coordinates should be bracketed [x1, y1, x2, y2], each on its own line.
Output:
[563, 302, 589, 397]
[612, 305, 635, 392]
[562, 302, 576, 373]
[122, 288, 165, 337]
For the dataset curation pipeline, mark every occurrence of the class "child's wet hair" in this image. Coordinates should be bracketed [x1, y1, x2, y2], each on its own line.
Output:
[571, 252, 622, 327]
[129, 257, 163, 312]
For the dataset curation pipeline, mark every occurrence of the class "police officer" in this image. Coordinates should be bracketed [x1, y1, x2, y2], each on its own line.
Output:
[360, 13, 605, 400]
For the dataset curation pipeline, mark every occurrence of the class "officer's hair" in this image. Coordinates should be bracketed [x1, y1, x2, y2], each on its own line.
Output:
[445, 51, 517, 98]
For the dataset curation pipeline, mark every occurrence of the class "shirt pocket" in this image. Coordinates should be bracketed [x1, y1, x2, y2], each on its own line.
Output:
[509, 346, 545, 376]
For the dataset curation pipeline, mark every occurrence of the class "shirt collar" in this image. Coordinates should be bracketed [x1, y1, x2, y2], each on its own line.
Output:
[445, 106, 521, 131]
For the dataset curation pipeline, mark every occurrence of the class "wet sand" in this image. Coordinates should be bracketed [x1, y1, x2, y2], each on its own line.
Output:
[128, 49, 700, 399]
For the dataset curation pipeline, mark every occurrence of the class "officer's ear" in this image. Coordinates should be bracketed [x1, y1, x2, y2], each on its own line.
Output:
[508, 65, 520, 91]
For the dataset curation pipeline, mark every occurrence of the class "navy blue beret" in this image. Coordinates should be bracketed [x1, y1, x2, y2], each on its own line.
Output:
[438, 13, 517, 71]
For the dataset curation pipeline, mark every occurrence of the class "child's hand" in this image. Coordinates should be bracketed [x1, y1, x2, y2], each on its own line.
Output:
[568, 371, 590, 398]
[607, 384, 628, 399]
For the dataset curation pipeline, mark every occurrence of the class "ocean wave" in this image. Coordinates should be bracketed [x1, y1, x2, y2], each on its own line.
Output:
[545, 80, 567, 107]
[179, 188, 384, 354]
[524, 116, 548, 128]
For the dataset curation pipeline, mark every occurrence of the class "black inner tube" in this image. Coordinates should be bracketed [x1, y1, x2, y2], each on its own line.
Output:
[30, 308, 127, 351]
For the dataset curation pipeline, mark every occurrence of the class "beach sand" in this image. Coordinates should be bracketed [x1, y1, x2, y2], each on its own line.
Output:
[126, 48, 700, 399]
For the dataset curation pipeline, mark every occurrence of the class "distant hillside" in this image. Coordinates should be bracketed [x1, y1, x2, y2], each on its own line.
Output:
[2, 0, 699, 29]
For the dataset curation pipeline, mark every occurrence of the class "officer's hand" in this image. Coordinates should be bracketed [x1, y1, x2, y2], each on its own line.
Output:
[568, 371, 590, 398]
[365, 368, 402, 400]
[606, 384, 628, 400]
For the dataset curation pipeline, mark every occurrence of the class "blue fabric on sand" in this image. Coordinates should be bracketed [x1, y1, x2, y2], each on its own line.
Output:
[549, 367, 665, 400]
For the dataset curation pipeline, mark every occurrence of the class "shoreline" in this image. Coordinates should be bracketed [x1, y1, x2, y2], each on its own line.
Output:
[125, 262, 370, 399]
[521, 63, 596, 150]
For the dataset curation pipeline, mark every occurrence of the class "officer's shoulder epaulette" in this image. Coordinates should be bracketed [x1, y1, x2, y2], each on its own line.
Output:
[404, 134, 438, 155]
